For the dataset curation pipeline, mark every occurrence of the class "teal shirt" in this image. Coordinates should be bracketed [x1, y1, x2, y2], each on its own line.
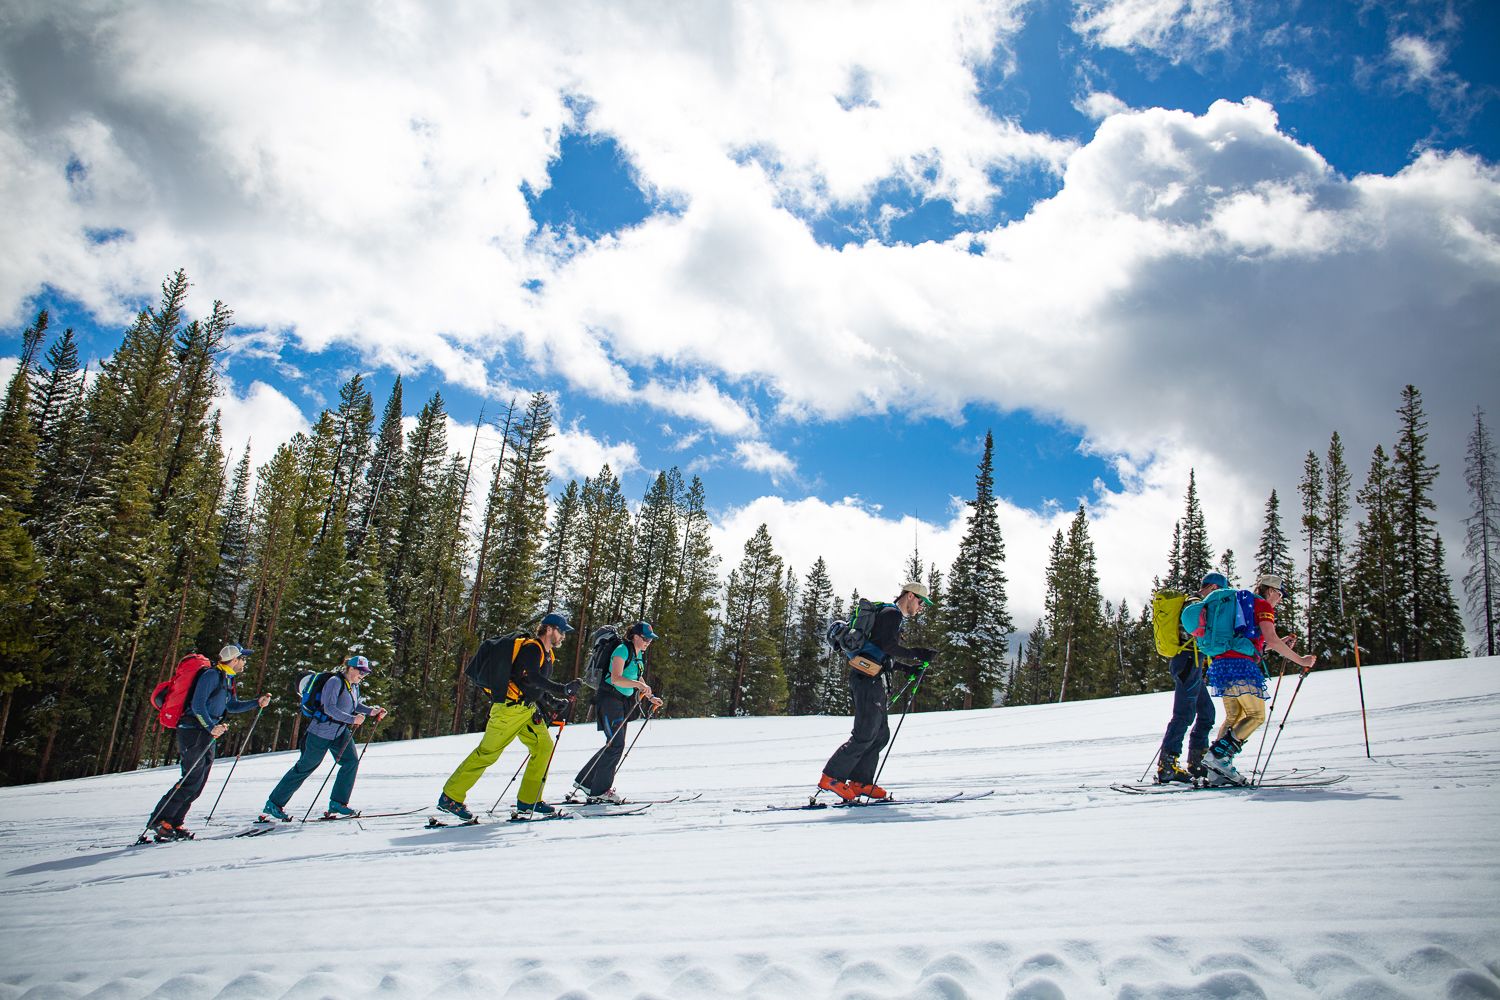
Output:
[608, 643, 644, 697]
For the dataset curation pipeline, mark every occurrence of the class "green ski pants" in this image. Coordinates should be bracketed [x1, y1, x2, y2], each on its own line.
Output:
[442, 701, 554, 805]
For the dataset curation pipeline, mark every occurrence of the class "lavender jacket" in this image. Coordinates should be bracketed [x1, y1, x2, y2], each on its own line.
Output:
[308, 674, 376, 741]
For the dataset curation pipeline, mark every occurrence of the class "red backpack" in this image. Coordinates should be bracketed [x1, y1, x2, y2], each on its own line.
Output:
[151, 654, 212, 729]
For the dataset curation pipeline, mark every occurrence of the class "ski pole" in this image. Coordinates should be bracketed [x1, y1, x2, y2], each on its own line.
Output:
[1140, 747, 1161, 785]
[871, 665, 927, 792]
[299, 718, 380, 823]
[204, 707, 264, 822]
[514, 715, 570, 818]
[609, 700, 661, 785]
[886, 672, 920, 710]
[1250, 658, 1288, 783]
[137, 735, 219, 843]
[486, 756, 530, 816]
[1257, 664, 1314, 782]
[573, 697, 645, 793]
[1351, 622, 1371, 758]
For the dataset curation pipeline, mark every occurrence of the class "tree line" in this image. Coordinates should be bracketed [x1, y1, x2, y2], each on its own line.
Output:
[0, 274, 1492, 784]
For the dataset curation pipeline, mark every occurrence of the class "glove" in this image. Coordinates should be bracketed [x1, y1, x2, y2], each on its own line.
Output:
[563, 678, 583, 697]
[909, 648, 938, 666]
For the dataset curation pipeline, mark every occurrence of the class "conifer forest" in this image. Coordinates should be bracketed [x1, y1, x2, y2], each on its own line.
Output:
[0, 273, 1490, 785]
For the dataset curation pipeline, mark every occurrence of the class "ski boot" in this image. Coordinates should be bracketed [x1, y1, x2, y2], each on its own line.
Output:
[590, 789, 627, 805]
[1185, 747, 1208, 781]
[1201, 734, 1248, 785]
[436, 793, 474, 822]
[261, 801, 291, 822]
[1156, 753, 1193, 785]
[817, 773, 859, 802]
[325, 801, 359, 819]
[514, 798, 557, 816]
[853, 782, 889, 800]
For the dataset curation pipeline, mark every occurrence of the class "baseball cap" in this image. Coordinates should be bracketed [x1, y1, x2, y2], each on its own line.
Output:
[1255, 573, 1284, 592]
[1200, 572, 1230, 590]
[345, 655, 372, 673]
[635, 621, 659, 640]
[539, 612, 574, 634]
[219, 644, 253, 662]
[899, 581, 934, 606]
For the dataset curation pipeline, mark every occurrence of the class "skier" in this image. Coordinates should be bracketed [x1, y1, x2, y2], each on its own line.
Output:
[1202, 573, 1316, 784]
[818, 582, 936, 802]
[572, 621, 664, 803]
[1155, 572, 1224, 783]
[261, 655, 388, 821]
[436, 612, 582, 821]
[145, 644, 271, 841]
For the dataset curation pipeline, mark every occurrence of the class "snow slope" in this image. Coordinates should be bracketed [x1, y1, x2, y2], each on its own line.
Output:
[2, 657, 1498, 1000]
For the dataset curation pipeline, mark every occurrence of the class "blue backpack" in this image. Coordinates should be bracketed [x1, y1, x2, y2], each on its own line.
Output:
[296, 670, 347, 723]
[1180, 588, 1260, 658]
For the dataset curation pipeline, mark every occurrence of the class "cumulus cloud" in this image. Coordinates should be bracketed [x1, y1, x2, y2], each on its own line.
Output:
[733, 439, 796, 482]
[2, 4, 1494, 622]
[710, 444, 1230, 648]
[214, 378, 310, 471]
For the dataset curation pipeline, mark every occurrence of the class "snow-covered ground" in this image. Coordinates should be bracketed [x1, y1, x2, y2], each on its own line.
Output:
[2, 657, 1498, 1000]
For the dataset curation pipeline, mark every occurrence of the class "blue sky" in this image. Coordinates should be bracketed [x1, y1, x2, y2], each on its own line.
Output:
[3, 0, 1497, 635]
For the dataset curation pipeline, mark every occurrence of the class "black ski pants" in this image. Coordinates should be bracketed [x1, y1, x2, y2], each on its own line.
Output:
[823, 670, 890, 785]
[152, 726, 216, 826]
[574, 690, 634, 795]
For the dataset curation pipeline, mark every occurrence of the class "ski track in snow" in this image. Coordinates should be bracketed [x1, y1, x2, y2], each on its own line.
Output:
[2, 658, 1499, 999]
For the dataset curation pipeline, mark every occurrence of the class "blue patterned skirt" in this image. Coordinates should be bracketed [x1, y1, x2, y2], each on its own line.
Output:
[1206, 656, 1267, 699]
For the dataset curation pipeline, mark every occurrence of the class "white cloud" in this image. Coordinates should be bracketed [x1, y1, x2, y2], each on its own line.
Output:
[710, 446, 1234, 650]
[644, 377, 755, 437]
[1076, 91, 1131, 121]
[733, 440, 796, 481]
[1389, 34, 1445, 86]
[1071, 0, 1240, 61]
[214, 378, 310, 471]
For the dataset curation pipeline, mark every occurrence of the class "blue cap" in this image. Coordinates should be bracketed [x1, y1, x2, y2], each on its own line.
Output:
[345, 655, 372, 673]
[635, 621, 659, 640]
[1201, 572, 1230, 590]
[539, 612, 574, 634]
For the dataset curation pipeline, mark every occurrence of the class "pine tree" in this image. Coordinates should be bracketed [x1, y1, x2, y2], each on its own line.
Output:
[1350, 446, 1402, 664]
[787, 557, 834, 715]
[352, 376, 405, 564]
[0, 314, 46, 753]
[1220, 549, 1239, 587]
[1463, 408, 1500, 656]
[1042, 506, 1109, 702]
[944, 431, 1012, 709]
[1426, 534, 1468, 659]
[1254, 490, 1299, 630]
[820, 595, 853, 714]
[200, 449, 254, 652]
[1308, 434, 1353, 663]
[325, 373, 375, 547]
[654, 475, 718, 715]
[1177, 470, 1214, 592]
[1392, 385, 1450, 661]
[721, 524, 787, 716]
[1298, 450, 1324, 643]
[481, 391, 553, 633]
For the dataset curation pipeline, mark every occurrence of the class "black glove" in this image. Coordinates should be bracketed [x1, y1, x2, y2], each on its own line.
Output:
[564, 678, 583, 697]
[908, 647, 938, 666]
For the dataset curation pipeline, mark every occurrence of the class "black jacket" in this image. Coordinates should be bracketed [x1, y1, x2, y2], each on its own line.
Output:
[866, 604, 924, 667]
[510, 640, 568, 705]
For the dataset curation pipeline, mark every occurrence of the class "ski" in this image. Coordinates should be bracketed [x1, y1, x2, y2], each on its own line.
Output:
[1111, 773, 1348, 794]
[311, 807, 426, 822]
[425, 815, 480, 829]
[736, 790, 993, 813]
[564, 792, 701, 807]
[510, 803, 652, 822]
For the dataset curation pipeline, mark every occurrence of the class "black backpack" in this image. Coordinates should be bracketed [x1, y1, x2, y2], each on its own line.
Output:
[296, 670, 347, 723]
[464, 631, 538, 701]
[581, 624, 623, 690]
[827, 599, 890, 655]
